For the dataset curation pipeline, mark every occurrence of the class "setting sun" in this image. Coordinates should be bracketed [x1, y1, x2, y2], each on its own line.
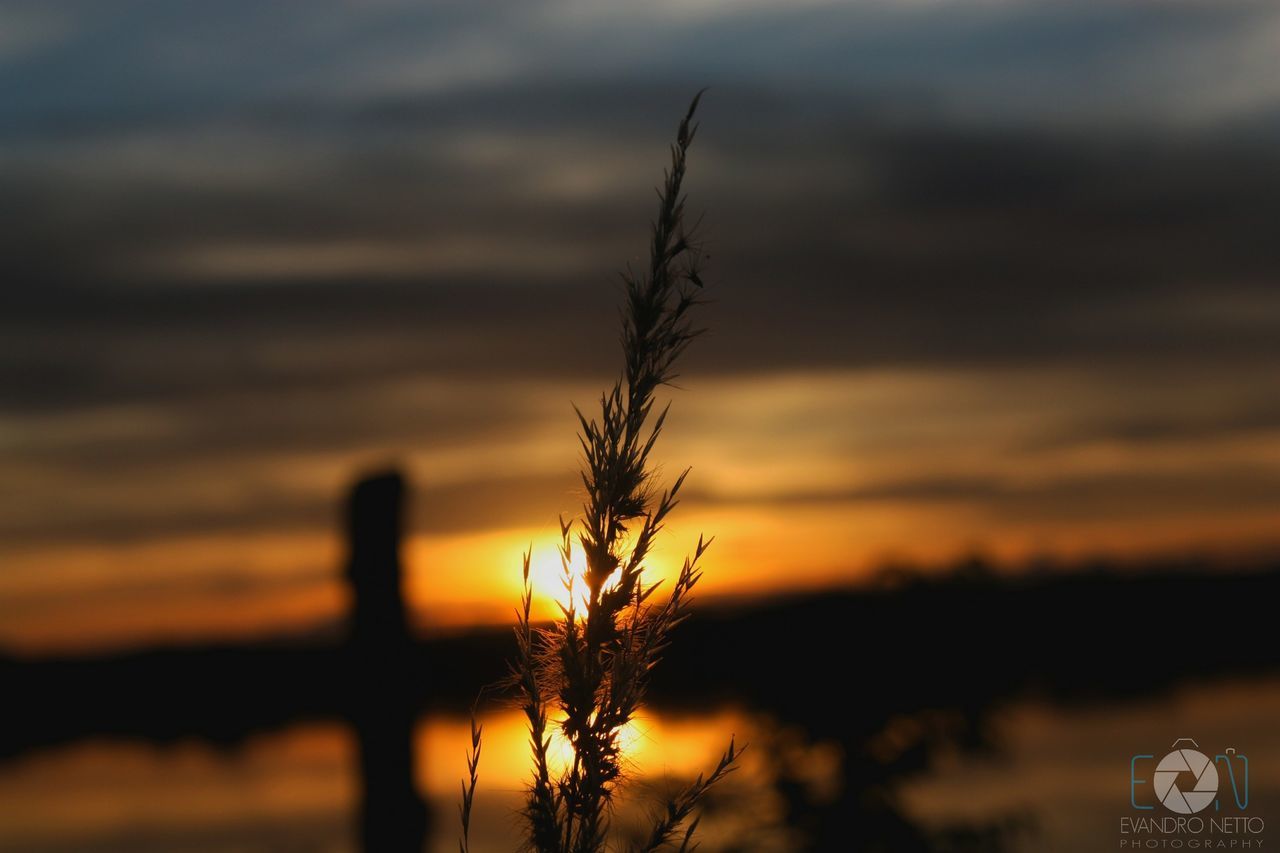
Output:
[527, 538, 656, 614]
[527, 541, 590, 612]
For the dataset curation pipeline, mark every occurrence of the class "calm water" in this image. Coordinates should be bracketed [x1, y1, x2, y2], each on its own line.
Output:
[2, 679, 1277, 851]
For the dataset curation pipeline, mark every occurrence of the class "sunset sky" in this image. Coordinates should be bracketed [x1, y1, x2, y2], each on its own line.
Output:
[2, 0, 1279, 653]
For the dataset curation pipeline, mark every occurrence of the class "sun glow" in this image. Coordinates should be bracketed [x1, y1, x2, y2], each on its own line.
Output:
[527, 542, 589, 612]
[527, 540, 630, 614]
[419, 709, 754, 798]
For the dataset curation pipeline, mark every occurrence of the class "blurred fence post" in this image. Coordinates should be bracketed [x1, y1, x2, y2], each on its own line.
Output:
[345, 470, 428, 852]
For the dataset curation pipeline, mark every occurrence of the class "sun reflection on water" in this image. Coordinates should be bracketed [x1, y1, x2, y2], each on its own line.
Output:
[418, 708, 754, 796]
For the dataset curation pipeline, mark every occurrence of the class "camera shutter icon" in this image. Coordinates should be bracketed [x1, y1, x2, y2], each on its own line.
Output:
[1153, 740, 1219, 814]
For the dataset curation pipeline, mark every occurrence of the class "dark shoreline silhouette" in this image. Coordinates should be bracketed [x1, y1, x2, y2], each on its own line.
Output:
[9, 558, 1278, 759]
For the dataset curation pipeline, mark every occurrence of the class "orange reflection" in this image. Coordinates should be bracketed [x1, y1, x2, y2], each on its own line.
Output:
[417, 708, 754, 796]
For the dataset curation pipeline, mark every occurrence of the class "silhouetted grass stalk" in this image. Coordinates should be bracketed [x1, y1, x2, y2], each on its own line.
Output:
[459, 91, 738, 852]
[458, 717, 481, 853]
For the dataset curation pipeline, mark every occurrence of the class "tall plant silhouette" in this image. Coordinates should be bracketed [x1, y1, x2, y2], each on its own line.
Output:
[459, 92, 738, 853]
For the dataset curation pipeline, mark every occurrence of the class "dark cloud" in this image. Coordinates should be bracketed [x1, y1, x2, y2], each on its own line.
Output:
[5, 103, 1279, 415]
[1023, 402, 1280, 451]
[688, 467, 1280, 525]
[0, 469, 579, 549]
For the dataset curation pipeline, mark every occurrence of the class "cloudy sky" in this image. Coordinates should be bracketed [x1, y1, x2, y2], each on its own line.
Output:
[2, 0, 1279, 651]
